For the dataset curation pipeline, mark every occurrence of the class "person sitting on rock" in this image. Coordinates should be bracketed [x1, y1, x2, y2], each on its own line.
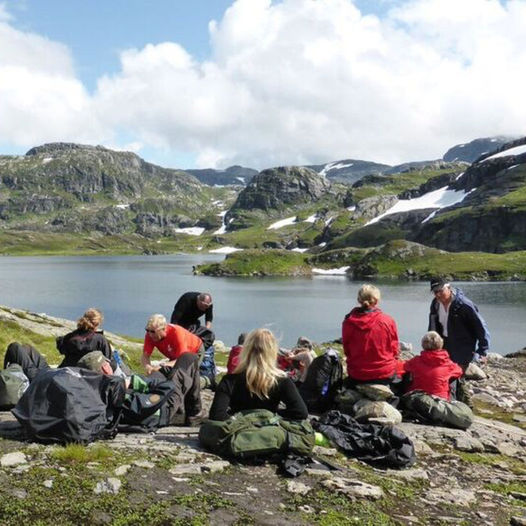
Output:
[56, 308, 115, 369]
[277, 336, 317, 385]
[141, 314, 204, 376]
[400, 331, 473, 429]
[209, 328, 308, 421]
[342, 284, 400, 387]
[226, 332, 246, 374]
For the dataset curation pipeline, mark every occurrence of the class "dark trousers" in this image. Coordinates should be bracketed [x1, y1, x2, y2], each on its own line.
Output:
[157, 353, 202, 424]
[4, 342, 50, 382]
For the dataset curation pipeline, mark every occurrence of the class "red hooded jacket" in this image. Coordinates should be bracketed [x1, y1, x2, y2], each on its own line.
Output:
[342, 307, 399, 381]
[402, 349, 463, 400]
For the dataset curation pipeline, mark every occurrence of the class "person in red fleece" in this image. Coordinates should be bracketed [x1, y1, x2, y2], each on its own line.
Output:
[342, 284, 400, 385]
[226, 333, 246, 374]
[402, 331, 463, 400]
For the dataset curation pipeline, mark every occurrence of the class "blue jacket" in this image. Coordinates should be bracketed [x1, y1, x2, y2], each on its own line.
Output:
[428, 288, 490, 367]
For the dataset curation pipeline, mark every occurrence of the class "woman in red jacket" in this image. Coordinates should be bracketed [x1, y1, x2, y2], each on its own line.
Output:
[342, 284, 400, 385]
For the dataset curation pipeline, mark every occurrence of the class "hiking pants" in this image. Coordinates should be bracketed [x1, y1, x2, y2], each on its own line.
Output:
[162, 353, 202, 423]
[4, 342, 50, 382]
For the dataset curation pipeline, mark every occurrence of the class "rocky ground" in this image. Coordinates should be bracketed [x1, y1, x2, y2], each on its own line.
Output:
[0, 307, 525, 525]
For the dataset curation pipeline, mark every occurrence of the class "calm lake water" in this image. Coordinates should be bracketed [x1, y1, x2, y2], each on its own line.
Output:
[0, 254, 524, 353]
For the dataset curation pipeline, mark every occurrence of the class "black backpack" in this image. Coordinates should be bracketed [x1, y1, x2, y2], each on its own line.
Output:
[298, 349, 343, 413]
[12, 368, 125, 444]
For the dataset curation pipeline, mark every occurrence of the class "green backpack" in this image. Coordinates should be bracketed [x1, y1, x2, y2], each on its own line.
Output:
[199, 409, 315, 459]
[0, 364, 30, 410]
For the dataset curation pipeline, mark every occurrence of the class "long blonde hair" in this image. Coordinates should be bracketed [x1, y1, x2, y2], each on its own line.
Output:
[77, 308, 103, 332]
[234, 328, 285, 399]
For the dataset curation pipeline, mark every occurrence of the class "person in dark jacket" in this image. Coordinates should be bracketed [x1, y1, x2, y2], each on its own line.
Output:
[56, 308, 114, 369]
[342, 284, 400, 385]
[209, 328, 308, 421]
[170, 292, 213, 329]
[428, 278, 490, 369]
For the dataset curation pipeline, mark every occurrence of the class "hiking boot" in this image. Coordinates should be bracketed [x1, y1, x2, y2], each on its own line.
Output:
[185, 409, 206, 427]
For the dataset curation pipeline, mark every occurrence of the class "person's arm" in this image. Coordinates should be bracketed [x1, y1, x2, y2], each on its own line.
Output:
[205, 304, 213, 329]
[390, 318, 400, 359]
[209, 376, 234, 421]
[428, 300, 440, 333]
[464, 304, 490, 357]
[278, 377, 308, 420]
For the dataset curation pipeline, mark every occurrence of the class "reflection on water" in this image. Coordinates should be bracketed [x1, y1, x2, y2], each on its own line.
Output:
[0, 254, 524, 353]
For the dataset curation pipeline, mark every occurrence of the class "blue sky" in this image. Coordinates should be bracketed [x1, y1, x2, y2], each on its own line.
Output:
[0, 0, 524, 169]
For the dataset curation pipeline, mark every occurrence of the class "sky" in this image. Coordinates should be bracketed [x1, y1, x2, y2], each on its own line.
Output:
[0, 0, 525, 170]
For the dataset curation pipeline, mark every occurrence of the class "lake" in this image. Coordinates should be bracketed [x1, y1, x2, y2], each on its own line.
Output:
[0, 254, 524, 353]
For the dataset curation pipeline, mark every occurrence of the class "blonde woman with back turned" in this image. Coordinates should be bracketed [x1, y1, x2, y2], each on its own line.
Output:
[342, 284, 400, 386]
[209, 328, 308, 421]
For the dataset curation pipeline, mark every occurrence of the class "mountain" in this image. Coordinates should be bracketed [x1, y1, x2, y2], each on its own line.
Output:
[0, 143, 225, 237]
[442, 136, 516, 163]
[224, 166, 333, 230]
[307, 159, 391, 184]
[185, 165, 258, 186]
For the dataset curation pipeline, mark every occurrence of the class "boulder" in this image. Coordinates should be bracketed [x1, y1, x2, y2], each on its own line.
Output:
[353, 400, 402, 425]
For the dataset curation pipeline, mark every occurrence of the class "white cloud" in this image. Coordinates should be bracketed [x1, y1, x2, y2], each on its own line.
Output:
[0, 0, 525, 168]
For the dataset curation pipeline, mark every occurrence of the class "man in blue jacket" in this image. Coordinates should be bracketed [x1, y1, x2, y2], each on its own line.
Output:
[428, 277, 490, 369]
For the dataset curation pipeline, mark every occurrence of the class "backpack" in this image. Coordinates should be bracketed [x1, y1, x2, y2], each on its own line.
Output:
[0, 364, 30, 410]
[199, 409, 315, 459]
[298, 349, 343, 413]
[12, 368, 125, 444]
[401, 391, 474, 430]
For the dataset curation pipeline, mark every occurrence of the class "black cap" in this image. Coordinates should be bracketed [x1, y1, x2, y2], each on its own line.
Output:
[430, 277, 448, 292]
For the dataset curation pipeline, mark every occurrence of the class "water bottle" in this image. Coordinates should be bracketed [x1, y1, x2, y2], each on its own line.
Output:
[321, 380, 329, 397]
[113, 349, 123, 366]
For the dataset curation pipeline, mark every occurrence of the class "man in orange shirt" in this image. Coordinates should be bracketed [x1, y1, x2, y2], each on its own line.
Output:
[141, 314, 204, 375]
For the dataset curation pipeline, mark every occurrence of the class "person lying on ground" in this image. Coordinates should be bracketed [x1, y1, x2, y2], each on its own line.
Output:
[4, 342, 50, 382]
[141, 314, 204, 376]
[56, 308, 115, 369]
[209, 328, 308, 421]
[226, 332, 246, 374]
[342, 284, 400, 387]
[79, 350, 204, 427]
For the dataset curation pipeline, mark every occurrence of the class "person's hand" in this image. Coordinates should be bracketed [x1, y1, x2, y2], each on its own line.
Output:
[145, 364, 159, 375]
[478, 355, 488, 365]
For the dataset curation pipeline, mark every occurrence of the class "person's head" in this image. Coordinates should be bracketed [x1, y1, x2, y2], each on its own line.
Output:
[421, 330, 444, 351]
[77, 351, 113, 375]
[357, 284, 380, 309]
[197, 293, 213, 312]
[77, 308, 103, 332]
[295, 336, 313, 350]
[430, 277, 453, 304]
[145, 314, 168, 342]
[235, 328, 285, 399]
[237, 332, 247, 346]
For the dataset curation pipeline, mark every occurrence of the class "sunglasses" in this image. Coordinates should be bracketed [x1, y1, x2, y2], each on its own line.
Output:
[145, 328, 157, 334]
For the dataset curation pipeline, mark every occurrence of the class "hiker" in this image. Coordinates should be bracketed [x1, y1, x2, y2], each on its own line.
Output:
[4, 342, 50, 381]
[342, 284, 400, 386]
[401, 331, 463, 400]
[56, 308, 114, 369]
[278, 337, 317, 384]
[141, 314, 204, 376]
[400, 331, 474, 429]
[226, 332, 246, 374]
[209, 328, 308, 421]
[79, 350, 203, 427]
[428, 277, 490, 369]
[170, 292, 213, 329]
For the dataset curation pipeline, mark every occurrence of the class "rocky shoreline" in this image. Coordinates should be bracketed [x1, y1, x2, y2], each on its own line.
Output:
[0, 310, 525, 524]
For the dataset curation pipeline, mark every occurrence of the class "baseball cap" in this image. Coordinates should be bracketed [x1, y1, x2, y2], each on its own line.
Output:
[430, 277, 448, 292]
[77, 351, 110, 373]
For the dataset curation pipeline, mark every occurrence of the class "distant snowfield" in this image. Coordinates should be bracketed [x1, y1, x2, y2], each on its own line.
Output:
[319, 161, 354, 177]
[304, 213, 317, 223]
[209, 246, 242, 254]
[213, 211, 228, 235]
[483, 144, 526, 161]
[42, 157, 53, 164]
[312, 266, 349, 275]
[366, 186, 471, 225]
[290, 247, 308, 253]
[267, 216, 296, 230]
[174, 227, 205, 236]
[115, 204, 129, 209]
